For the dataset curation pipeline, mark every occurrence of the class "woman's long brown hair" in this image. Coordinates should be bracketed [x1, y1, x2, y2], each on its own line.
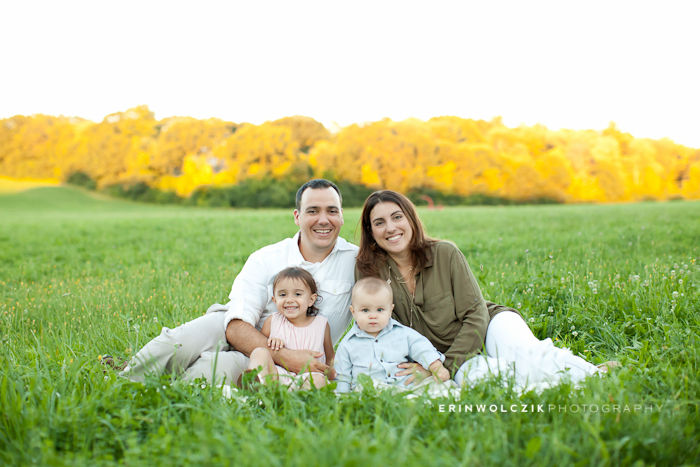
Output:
[356, 190, 437, 278]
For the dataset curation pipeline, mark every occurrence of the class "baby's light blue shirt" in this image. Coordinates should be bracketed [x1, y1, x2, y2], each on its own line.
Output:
[334, 318, 445, 393]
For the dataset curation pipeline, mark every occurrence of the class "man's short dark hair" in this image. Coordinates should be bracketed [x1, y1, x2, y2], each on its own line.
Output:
[295, 179, 342, 211]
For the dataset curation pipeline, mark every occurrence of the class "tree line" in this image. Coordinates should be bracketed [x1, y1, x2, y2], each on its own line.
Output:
[1, 105, 698, 207]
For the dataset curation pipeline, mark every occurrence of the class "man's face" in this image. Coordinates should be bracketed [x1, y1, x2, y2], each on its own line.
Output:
[294, 187, 343, 259]
[350, 287, 394, 337]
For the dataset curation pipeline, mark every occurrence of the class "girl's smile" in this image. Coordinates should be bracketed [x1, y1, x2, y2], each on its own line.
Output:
[272, 277, 317, 326]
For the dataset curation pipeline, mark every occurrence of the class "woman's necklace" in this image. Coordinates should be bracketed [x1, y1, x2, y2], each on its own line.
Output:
[395, 265, 417, 327]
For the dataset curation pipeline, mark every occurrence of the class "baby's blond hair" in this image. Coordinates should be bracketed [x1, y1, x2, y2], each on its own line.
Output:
[351, 277, 393, 304]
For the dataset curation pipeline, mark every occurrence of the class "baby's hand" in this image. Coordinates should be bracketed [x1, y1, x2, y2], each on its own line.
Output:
[435, 366, 450, 382]
[428, 360, 451, 382]
[267, 337, 285, 351]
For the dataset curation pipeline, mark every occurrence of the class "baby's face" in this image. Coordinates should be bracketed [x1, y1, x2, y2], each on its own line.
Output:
[350, 287, 393, 337]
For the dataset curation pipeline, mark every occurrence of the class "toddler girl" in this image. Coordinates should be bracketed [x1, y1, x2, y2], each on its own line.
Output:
[237, 267, 334, 389]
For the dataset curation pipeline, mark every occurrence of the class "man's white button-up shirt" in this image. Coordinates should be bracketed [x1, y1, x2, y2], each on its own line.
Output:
[222, 232, 358, 345]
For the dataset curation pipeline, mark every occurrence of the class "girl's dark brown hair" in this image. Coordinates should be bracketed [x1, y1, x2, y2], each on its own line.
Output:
[356, 190, 437, 278]
[272, 267, 321, 316]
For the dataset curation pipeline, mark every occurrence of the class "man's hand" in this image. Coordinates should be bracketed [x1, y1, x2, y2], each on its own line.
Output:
[276, 348, 329, 375]
[227, 319, 328, 374]
[267, 337, 285, 351]
[396, 362, 431, 385]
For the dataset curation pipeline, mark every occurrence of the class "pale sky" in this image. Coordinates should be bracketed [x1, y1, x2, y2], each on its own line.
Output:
[1, 1, 698, 147]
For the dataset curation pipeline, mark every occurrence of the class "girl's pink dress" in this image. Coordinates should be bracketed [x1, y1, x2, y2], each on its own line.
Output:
[267, 312, 327, 384]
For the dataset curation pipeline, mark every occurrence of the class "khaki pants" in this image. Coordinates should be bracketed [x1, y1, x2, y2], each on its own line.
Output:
[120, 311, 249, 386]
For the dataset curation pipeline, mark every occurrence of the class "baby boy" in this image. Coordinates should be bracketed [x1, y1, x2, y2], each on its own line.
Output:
[334, 277, 450, 393]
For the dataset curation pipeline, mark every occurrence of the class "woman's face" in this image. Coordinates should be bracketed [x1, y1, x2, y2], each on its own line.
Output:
[369, 201, 414, 257]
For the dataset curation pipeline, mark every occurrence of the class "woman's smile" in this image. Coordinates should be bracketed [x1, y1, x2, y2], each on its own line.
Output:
[370, 201, 414, 256]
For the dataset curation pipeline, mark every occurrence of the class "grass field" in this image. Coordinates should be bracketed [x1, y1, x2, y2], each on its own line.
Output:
[1, 187, 699, 466]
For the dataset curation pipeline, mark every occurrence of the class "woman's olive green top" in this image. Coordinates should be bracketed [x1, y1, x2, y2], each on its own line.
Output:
[355, 241, 521, 372]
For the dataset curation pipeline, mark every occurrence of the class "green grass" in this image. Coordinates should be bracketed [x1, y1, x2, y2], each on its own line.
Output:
[1, 187, 699, 466]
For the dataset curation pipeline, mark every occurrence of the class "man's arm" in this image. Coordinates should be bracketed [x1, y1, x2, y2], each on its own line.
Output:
[226, 319, 329, 375]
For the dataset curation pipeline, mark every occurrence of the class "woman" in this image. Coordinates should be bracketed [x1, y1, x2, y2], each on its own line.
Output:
[355, 190, 612, 389]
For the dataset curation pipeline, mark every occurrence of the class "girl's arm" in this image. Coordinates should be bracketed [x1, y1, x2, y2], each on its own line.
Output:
[323, 323, 336, 380]
[261, 316, 272, 338]
[262, 316, 285, 350]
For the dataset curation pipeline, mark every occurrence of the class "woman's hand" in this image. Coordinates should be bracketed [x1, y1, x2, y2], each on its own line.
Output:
[396, 362, 431, 385]
[267, 337, 285, 351]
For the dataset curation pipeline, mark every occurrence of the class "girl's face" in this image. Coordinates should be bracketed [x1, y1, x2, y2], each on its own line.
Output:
[272, 277, 317, 322]
[369, 201, 414, 258]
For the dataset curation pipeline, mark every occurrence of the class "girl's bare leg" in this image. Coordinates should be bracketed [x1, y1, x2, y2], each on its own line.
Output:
[247, 347, 278, 384]
[298, 372, 327, 390]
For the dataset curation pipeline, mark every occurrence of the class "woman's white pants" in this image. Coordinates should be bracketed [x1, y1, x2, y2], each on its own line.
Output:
[454, 311, 600, 391]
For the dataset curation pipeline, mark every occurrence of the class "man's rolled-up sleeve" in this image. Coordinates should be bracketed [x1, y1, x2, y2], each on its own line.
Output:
[443, 246, 489, 372]
[223, 252, 270, 331]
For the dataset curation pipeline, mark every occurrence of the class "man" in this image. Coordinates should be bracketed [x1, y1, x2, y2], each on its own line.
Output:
[121, 179, 358, 384]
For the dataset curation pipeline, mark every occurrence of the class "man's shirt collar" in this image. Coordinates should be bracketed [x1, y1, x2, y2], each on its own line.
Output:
[287, 232, 356, 265]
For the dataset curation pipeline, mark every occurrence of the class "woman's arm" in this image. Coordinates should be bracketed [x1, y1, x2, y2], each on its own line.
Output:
[442, 245, 489, 373]
[322, 323, 336, 380]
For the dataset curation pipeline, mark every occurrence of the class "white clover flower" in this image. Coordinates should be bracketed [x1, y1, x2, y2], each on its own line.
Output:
[593, 289, 598, 294]
[548, 306, 554, 313]
[672, 291, 679, 298]
[570, 326, 575, 331]
[679, 279, 683, 284]
[153, 317, 158, 322]
[529, 318, 535, 323]
[489, 282, 495, 286]
[560, 277, 565, 283]
[572, 331, 578, 337]
[517, 302, 522, 308]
